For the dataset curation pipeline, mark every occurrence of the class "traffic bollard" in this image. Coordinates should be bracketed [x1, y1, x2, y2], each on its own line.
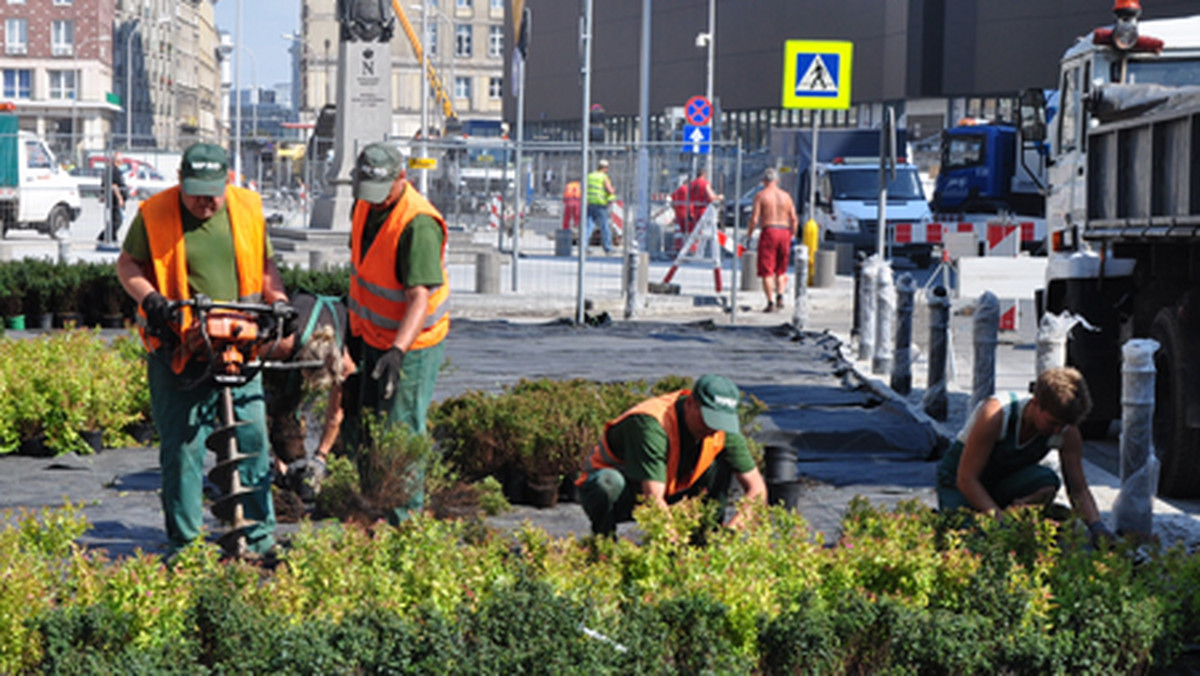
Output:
[971, 292, 999, 414]
[858, 255, 878, 362]
[1114, 338, 1161, 537]
[892, 273, 915, 395]
[793, 243, 809, 330]
[872, 259, 895, 376]
[922, 285, 950, 421]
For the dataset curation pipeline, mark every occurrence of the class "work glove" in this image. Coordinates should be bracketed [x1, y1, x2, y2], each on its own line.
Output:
[140, 292, 176, 339]
[272, 300, 300, 339]
[1087, 520, 1117, 549]
[370, 347, 405, 400]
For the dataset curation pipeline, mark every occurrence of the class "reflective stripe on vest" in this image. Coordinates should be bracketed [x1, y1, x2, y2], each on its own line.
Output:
[578, 390, 726, 496]
[136, 185, 265, 373]
[348, 187, 450, 352]
[586, 171, 610, 205]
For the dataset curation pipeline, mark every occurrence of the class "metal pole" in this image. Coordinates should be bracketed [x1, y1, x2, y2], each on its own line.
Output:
[234, 0, 243, 185]
[419, 0, 429, 195]
[575, 0, 593, 325]
[808, 114, 819, 219]
[704, 0, 714, 180]
[627, 0, 651, 320]
[731, 139, 742, 323]
[876, 106, 894, 259]
[125, 20, 138, 148]
[513, 7, 529, 293]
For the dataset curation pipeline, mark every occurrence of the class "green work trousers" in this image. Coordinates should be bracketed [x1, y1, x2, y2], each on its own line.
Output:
[936, 463, 1061, 513]
[359, 341, 445, 526]
[148, 354, 275, 555]
[578, 458, 733, 536]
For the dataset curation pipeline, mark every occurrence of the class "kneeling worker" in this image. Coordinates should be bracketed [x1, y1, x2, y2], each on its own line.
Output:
[937, 366, 1115, 545]
[577, 374, 766, 536]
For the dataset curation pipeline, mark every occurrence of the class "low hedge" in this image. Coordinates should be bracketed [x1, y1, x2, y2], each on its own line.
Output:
[4, 499, 1200, 674]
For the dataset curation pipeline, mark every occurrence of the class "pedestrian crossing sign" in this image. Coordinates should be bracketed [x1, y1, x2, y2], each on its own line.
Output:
[782, 40, 853, 110]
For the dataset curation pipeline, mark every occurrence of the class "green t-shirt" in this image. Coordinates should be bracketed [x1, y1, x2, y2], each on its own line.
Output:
[606, 397, 755, 489]
[357, 207, 446, 288]
[123, 198, 274, 302]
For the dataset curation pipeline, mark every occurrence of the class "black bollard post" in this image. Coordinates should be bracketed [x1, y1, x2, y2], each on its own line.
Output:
[851, 251, 867, 342]
[922, 285, 950, 421]
[892, 273, 915, 395]
[971, 292, 999, 414]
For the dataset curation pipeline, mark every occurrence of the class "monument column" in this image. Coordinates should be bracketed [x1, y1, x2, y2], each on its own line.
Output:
[310, 0, 395, 230]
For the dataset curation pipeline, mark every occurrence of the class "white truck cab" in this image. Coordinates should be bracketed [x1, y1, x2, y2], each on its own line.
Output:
[0, 124, 82, 238]
[806, 159, 934, 263]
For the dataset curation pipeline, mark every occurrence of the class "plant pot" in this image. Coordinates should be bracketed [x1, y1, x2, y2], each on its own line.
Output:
[525, 474, 561, 509]
[100, 313, 125, 329]
[764, 446, 799, 483]
[4, 314, 24, 330]
[56, 312, 83, 329]
[35, 312, 53, 330]
[18, 434, 52, 458]
[767, 480, 804, 511]
[80, 429, 104, 453]
[125, 421, 156, 447]
[498, 465, 528, 504]
[558, 472, 580, 503]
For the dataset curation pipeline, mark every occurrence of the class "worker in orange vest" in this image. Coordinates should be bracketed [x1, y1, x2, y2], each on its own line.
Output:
[576, 374, 766, 536]
[561, 179, 582, 231]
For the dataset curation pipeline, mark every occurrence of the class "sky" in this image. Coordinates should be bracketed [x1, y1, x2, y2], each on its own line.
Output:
[212, 0, 301, 90]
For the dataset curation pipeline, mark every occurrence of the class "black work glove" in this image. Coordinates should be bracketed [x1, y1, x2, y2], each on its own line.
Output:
[140, 292, 176, 338]
[1088, 520, 1116, 549]
[370, 347, 405, 400]
[272, 300, 300, 339]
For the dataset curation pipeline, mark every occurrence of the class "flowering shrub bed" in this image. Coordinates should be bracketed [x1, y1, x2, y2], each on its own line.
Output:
[3, 499, 1200, 674]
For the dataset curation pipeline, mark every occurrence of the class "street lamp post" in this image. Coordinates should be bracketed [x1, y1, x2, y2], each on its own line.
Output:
[704, 0, 715, 179]
[239, 45, 258, 188]
[72, 34, 110, 166]
[419, 0, 430, 194]
[234, 0, 243, 185]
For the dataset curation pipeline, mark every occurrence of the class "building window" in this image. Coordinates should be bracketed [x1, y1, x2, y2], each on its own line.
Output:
[48, 69, 76, 100]
[6, 0, 26, 5]
[5, 18, 27, 55]
[456, 0, 471, 7]
[490, 0, 502, 7]
[3, 69, 31, 98]
[455, 24, 471, 58]
[454, 76, 471, 101]
[428, 23, 437, 56]
[488, 25, 502, 58]
[52, 20, 75, 56]
[488, 76, 502, 99]
[54, 0, 72, 5]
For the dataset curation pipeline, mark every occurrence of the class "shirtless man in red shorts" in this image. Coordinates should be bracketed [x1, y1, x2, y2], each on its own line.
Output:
[745, 167, 798, 312]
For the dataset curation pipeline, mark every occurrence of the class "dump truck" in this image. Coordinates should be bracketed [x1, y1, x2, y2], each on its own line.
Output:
[0, 105, 81, 238]
[1035, 2, 1200, 497]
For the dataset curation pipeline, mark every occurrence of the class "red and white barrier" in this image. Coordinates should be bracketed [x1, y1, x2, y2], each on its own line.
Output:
[999, 298, 1019, 331]
[610, 200, 625, 238]
[487, 194, 502, 229]
[889, 219, 1045, 250]
[985, 223, 1020, 256]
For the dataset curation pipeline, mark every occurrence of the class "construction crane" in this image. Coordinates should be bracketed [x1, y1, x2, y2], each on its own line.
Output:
[391, 0, 459, 131]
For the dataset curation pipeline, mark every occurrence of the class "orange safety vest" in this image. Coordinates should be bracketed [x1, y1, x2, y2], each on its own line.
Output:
[578, 390, 726, 496]
[136, 185, 266, 374]
[348, 187, 450, 352]
[562, 181, 582, 203]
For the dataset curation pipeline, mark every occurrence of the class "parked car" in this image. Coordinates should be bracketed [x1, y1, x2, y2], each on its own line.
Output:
[123, 163, 172, 199]
[68, 166, 105, 199]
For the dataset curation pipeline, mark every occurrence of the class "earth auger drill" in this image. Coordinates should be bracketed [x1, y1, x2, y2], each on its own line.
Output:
[169, 295, 298, 559]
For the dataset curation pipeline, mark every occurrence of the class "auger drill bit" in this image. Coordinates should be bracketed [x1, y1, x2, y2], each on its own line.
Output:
[205, 386, 260, 558]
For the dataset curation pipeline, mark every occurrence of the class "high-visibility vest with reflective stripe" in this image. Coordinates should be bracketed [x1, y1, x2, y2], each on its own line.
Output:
[348, 188, 450, 352]
[578, 390, 726, 496]
[586, 171, 611, 205]
[136, 185, 265, 374]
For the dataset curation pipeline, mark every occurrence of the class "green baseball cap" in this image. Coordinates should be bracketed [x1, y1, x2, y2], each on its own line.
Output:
[692, 374, 741, 433]
[179, 143, 229, 197]
[353, 142, 406, 203]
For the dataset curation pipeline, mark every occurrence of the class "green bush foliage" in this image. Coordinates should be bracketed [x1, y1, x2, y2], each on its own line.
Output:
[6, 499, 1200, 672]
[0, 328, 149, 454]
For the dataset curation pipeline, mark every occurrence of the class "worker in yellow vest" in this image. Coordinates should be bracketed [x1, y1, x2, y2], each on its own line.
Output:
[116, 142, 293, 559]
[576, 374, 766, 536]
[347, 142, 450, 526]
[584, 158, 617, 254]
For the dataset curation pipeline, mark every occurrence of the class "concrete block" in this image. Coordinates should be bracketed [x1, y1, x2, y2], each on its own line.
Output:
[475, 252, 502, 294]
[741, 250, 758, 291]
[813, 249, 836, 288]
[554, 229, 573, 257]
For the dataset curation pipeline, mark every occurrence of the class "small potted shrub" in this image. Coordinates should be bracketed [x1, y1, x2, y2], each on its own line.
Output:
[18, 259, 55, 329]
[50, 263, 85, 328]
[0, 268, 24, 330]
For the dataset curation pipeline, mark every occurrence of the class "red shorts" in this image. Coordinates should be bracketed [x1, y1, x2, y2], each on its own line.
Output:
[757, 227, 793, 277]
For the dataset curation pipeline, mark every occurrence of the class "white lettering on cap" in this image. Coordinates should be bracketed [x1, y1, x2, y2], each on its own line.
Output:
[190, 161, 223, 171]
[713, 395, 738, 409]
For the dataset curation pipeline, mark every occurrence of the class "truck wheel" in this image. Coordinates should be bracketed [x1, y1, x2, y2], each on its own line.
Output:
[1150, 308, 1200, 498]
[47, 205, 71, 239]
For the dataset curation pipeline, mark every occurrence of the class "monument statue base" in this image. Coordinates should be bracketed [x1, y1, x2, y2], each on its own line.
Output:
[310, 179, 355, 231]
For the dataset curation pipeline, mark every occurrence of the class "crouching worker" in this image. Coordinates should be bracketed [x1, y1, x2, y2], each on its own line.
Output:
[576, 374, 767, 536]
[936, 366, 1115, 546]
[264, 291, 356, 501]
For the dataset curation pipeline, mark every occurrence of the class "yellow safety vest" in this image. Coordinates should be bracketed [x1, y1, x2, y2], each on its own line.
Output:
[586, 171, 612, 206]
